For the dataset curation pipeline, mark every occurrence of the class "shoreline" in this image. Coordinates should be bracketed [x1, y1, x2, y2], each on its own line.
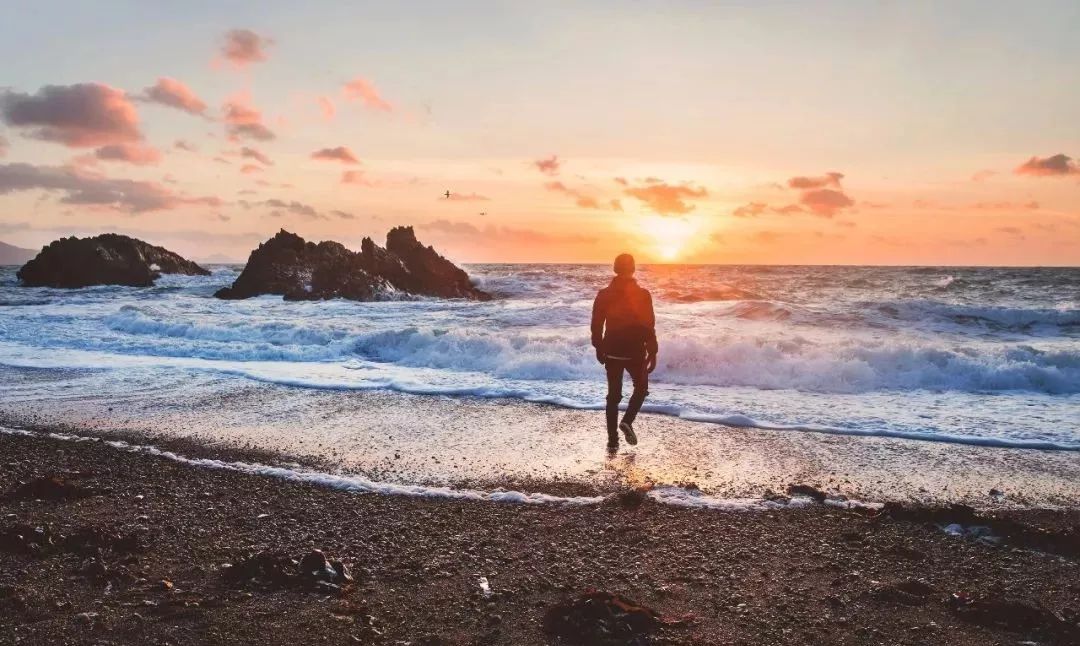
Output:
[2, 427, 1079, 644]
[2, 364, 1080, 509]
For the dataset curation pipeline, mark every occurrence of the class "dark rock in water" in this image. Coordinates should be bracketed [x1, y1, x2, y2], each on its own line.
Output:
[214, 227, 489, 301]
[543, 591, 663, 645]
[17, 234, 209, 288]
[787, 484, 828, 503]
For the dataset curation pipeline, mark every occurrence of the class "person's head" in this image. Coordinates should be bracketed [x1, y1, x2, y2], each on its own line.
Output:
[613, 253, 636, 276]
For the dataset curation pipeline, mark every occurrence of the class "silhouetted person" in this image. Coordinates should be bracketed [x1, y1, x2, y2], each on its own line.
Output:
[591, 253, 658, 448]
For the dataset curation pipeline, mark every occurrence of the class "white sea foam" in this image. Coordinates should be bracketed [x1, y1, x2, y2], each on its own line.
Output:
[1, 426, 881, 511]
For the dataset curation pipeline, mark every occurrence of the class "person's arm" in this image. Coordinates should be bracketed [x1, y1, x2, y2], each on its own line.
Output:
[591, 291, 606, 363]
[645, 291, 658, 371]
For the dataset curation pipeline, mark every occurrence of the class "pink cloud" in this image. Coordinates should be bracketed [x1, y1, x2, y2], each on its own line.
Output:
[220, 29, 272, 68]
[971, 169, 997, 182]
[341, 170, 376, 186]
[1015, 154, 1079, 177]
[0, 135, 7, 158]
[0, 83, 142, 147]
[534, 155, 561, 176]
[141, 78, 207, 116]
[317, 96, 336, 121]
[623, 180, 707, 215]
[239, 163, 263, 175]
[222, 93, 275, 141]
[787, 172, 844, 189]
[93, 143, 162, 166]
[800, 188, 854, 217]
[0, 161, 219, 213]
[240, 146, 273, 166]
[342, 77, 392, 112]
[443, 192, 490, 202]
[174, 139, 197, 152]
[312, 146, 360, 164]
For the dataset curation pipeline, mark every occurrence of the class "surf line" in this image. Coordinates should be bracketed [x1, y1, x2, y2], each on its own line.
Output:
[0, 426, 881, 513]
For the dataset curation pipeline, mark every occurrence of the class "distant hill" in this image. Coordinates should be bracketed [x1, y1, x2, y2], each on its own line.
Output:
[0, 241, 37, 266]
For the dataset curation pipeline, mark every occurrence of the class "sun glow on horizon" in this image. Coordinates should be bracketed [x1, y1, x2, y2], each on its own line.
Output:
[636, 215, 703, 262]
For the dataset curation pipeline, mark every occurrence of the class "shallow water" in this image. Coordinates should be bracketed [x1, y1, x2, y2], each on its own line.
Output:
[0, 264, 1078, 450]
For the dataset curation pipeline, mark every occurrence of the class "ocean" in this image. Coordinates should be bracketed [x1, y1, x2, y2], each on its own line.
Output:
[1, 263, 1077, 453]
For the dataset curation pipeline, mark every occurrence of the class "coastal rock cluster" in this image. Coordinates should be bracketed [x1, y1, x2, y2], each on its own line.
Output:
[214, 226, 489, 301]
[16, 234, 210, 288]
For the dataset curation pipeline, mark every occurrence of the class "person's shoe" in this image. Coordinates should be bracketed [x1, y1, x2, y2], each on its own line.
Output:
[619, 421, 638, 446]
[607, 433, 619, 450]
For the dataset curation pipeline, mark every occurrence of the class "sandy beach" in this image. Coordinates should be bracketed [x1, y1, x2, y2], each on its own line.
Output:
[2, 425, 1079, 645]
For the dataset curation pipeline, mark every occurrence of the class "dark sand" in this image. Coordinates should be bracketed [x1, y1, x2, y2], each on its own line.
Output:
[2, 429, 1078, 645]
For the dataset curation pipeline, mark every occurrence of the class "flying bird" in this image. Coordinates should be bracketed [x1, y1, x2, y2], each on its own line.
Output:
[444, 190, 451, 199]
[478, 212, 487, 216]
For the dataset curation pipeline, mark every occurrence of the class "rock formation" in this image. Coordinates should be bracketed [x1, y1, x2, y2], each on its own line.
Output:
[17, 234, 210, 288]
[214, 226, 489, 301]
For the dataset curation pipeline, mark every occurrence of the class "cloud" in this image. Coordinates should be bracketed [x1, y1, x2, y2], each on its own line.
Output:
[422, 219, 596, 244]
[623, 181, 707, 215]
[534, 155, 561, 176]
[241, 198, 325, 220]
[970, 200, 1039, 211]
[544, 181, 621, 210]
[317, 96, 335, 121]
[971, 169, 998, 182]
[174, 139, 197, 152]
[787, 172, 843, 189]
[220, 29, 272, 68]
[799, 188, 854, 217]
[0, 83, 141, 147]
[443, 192, 490, 202]
[341, 169, 376, 186]
[222, 94, 275, 141]
[93, 143, 162, 166]
[732, 202, 767, 218]
[239, 164, 263, 175]
[0, 161, 220, 213]
[240, 146, 273, 166]
[331, 210, 355, 220]
[141, 78, 207, 116]
[0, 134, 7, 157]
[311, 146, 359, 164]
[342, 77, 392, 112]
[1014, 153, 1079, 177]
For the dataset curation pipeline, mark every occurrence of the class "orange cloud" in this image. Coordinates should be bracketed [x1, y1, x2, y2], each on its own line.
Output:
[94, 143, 162, 166]
[534, 155, 561, 175]
[971, 169, 997, 182]
[239, 164, 263, 174]
[1015, 153, 1079, 177]
[343, 78, 392, 112]
[220, 29, 272, 68]
[799, 188, 854, 217]
[623, 181, 707, 215]
[312, 146, 359, 164]
[141, 78, 207, 116]
[443, 192, 489, 202]
[787, 172, 843, 189]
[1, 83, 141, 147]
[970, 200, 1039, 211]
[222, 94, 275, 141]
[545, 181, 621, 210]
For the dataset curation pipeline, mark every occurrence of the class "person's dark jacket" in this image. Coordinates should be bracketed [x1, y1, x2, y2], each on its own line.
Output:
[591, 275, 658, 360]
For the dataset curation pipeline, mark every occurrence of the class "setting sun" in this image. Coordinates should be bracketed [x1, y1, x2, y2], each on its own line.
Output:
[636, 215, 701, 262]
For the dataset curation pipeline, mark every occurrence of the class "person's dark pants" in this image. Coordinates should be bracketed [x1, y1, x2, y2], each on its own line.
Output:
[605, 357, 649, 439]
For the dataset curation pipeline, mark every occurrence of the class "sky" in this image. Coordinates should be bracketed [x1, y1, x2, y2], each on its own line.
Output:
[0, 1, 1078, 265]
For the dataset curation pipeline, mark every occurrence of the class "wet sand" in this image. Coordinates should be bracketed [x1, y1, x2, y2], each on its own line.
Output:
[2, 365, 1078, 508]
[2, 429, 1079, 645]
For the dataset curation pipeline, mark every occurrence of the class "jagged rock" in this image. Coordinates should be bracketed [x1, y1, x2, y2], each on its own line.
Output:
[223, 549, 353, 592]
[215, 227, 489, 301]
[17, 234, 209, 288]
[543, 591, 663, 645]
